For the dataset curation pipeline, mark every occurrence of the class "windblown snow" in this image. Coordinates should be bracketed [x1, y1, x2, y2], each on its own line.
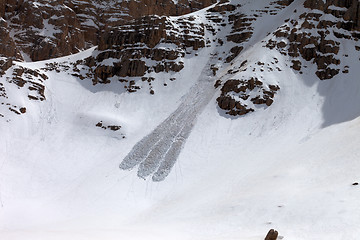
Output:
[1, 0, 360, 240]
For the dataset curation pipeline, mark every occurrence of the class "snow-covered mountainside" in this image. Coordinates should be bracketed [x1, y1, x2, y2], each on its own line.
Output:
[1, 0, 360, 239]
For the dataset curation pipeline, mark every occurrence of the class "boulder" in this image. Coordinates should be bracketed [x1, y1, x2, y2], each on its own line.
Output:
[265, 229, 279, 240]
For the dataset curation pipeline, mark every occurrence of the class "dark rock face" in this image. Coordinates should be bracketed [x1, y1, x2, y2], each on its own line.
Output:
[276, 0, 294, 6]
[0, 63, 47, 118]
[225, 12, 254, 62]
[98, 16, 167, 51]
[225, 10, 256, 63]
[267, 0, 360, 80]
[265, 229, 279, 240]
[0, 58, 13, 75]
[3, 0, 85, 61]
[86, 15, 204, 83]
[0, 0, 5, 18]
[69, 0, 216, 47]
[0, 0, 216, 61]
[304, 0, 360, 32]
[116, 0, 216, 21]
[11, 66, 48, 101]
[0, 19, 22, 60]
[222, 0, 291, 63]
[217, 77, 280, 116]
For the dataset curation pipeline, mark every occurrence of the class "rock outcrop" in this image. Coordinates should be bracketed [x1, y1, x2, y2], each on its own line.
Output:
[304, 0, 360, 32]
[0, 18, 21, 60]
[216, 77, 280, 116]
[10, 65, 48, 101]
[0, 63, 47, 119]
[0, 0, 5, 18]
[0, 0, 216, 61]
[2, 0, 85, 61]
[267, 0, 360, 80]
[0, 58, 13, 76]
[265, 229, 279, 240]
[85, 15, 205, 86]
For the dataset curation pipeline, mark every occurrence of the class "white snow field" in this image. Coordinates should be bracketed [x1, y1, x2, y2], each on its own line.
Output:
[1, 0, 360, 239]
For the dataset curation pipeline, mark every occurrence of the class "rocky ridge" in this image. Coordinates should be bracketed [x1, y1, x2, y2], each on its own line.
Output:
[1, 0, 360, 121]
[266, 0, 360, 80]
[0, 0, 216, 61]
[85, 15, 205, 87]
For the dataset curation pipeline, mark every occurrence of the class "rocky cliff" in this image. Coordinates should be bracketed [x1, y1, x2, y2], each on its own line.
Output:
[85, 14, 206, 88]
[0, 0, 216, 61]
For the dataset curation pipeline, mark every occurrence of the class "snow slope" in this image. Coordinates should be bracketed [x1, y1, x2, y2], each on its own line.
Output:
[1, 0, 360, 239]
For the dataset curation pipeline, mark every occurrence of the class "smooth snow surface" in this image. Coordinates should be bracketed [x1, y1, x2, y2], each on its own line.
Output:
[1, 0, 360, 239]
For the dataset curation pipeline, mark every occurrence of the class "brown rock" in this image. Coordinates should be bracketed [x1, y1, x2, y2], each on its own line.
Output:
[251, 96, 265, 105]
[221, 80, 241, 93]
[89, 14, 201, 80]
[0, 19, 22, 60]
[304, 0, 326, 10]
[0, 58, 13, 75]
[108, 125, 121, 131]
[19, 107, 26, 114]
[265, 229, 279, 240]
[266, 98, 274, 106]
[214, 80, 222, 88]
[304, 0, 360, 31]
[0, 0, 6, 18]
[226, 46, 244, 63]
[316, 68, 340, 80]
[114, 60, 147, 78]
[1, 0, 216, 61]
[227, 32, 253, 44]
[276, 0, 294, 6]
[291, 60, 302, 71]
[208, 3, 236, 13]
[3, 0, 86, 61]
[217, 77, 278, 116]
